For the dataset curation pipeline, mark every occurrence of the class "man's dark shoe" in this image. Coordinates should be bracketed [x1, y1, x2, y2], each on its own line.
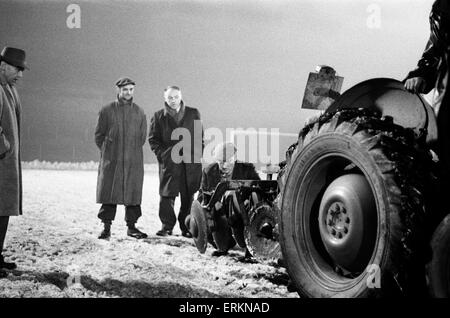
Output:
[238, 255, 258, 264]
[287, 279, 297, 293]
[98, 223, 111, 240]
[277, 257, 286, 268]
[0, 269, 7, 279]
[156, 229, 172, 237]
[0, 256, 17, 270]
[212, 250, 228, 257]
[236, 249, 257, 263]
[127, 227, 148, 239]
[98, 228, 111, 240]
[181, 231, 192, 238]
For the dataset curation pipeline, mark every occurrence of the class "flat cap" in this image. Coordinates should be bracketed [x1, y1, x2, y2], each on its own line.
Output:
[115, 77, 135, 87]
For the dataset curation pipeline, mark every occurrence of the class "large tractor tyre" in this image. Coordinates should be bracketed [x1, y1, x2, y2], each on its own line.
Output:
[426, 214, 450, 298]
[279, 109, 430, 298]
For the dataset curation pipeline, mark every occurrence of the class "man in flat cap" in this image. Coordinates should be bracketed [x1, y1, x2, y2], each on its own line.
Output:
[149, 86, 204, 237]
[95, 77, 148, 240]
[0, 47, 28, 278]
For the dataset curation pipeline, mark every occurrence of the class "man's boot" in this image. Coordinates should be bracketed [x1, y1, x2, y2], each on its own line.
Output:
[238, 248, 257, 263]
[0, 254, 16, 270]
[127, 224, 147, 239]
[98, 223, 111, 240]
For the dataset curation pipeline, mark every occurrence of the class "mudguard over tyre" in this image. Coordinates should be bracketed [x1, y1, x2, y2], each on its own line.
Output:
[279, 109, 430, 297]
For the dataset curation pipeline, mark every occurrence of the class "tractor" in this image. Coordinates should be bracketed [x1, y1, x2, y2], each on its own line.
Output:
[187, 77, 450, 297]
[277, 77, 449, 297]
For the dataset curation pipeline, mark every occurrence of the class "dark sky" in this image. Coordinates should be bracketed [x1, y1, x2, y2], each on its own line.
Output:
[0, 0, 434, 163]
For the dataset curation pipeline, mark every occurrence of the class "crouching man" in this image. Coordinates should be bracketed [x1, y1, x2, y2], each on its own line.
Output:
[95, 77, 148, 240]
[194, 142, 260, 257]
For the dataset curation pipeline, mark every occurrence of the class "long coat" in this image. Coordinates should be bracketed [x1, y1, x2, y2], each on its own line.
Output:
[95, 98, 147, 205]
[148, 102, 203, 197]
[406, 0, 450, 170]
[0, 77, 22, 216]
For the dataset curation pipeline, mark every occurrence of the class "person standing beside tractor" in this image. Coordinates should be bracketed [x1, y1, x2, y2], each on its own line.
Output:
[405, 0, 450, 177]
[149, 86, 204, 238]
[404, 0, 450, 297]
[0, 47, 28, 278]
[95, 77, 148, 240]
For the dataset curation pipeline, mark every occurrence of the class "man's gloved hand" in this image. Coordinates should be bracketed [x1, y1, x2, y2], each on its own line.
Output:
[304, 111, 324, 126]
[214, 201, 223, 211]
[404, 77, 427, 94]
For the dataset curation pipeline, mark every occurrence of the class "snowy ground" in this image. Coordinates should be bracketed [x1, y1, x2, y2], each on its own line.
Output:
[0, 169, 298, 298]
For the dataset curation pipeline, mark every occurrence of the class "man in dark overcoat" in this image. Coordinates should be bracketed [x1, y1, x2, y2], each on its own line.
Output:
[95, 77, 148, 240]
[149, 86, 203, 237]
[0, 47, 28, 278]
[405, 0, 450, 175]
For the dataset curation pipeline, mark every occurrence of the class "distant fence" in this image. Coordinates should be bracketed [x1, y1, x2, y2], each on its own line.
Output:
[22, 160, 159, 172]
[21, 160, 277, 180]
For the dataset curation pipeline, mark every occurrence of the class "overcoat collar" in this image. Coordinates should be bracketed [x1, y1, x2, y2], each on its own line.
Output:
[116, 95, 133, 106]
[164, 100, 186, 126]
[0, 72, 8, 86]
[164, 100, 185, 116]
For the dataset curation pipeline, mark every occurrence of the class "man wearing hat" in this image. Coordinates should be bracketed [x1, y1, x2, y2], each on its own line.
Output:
[95, 77, 148, 240]
[149, 86, 204, 237]
[0, 47, 28, 278]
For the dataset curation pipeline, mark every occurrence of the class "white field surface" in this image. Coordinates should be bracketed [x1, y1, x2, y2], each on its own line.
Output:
[0, 168, 298, 298]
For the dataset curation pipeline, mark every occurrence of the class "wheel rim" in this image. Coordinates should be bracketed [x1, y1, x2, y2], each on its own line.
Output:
[318, 174, 377, 272]
[190, 201, 208, 254]
[293, 154, 379, 283]
[279, 113, 418, 297]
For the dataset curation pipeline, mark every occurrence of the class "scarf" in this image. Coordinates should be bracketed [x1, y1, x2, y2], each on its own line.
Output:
[165, 101, 185, 125]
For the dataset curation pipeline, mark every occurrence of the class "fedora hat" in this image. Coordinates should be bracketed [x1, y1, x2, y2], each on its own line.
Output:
[0, 47, 29, 70]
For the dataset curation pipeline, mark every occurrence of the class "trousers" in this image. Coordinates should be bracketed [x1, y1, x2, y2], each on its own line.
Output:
[0, 216, 10, 255]
[98, 204, 141, 226]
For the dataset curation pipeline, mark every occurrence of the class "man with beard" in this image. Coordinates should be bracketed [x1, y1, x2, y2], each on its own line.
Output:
[0, 47, 28, 278]
[95, 77, 148, 240]
[149, 86, 203, 237]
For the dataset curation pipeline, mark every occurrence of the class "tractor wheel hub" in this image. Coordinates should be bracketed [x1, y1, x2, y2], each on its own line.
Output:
[318, 174, 376, 273]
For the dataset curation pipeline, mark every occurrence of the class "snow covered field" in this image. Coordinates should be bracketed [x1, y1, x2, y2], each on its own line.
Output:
[0, 168, 297, 298]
